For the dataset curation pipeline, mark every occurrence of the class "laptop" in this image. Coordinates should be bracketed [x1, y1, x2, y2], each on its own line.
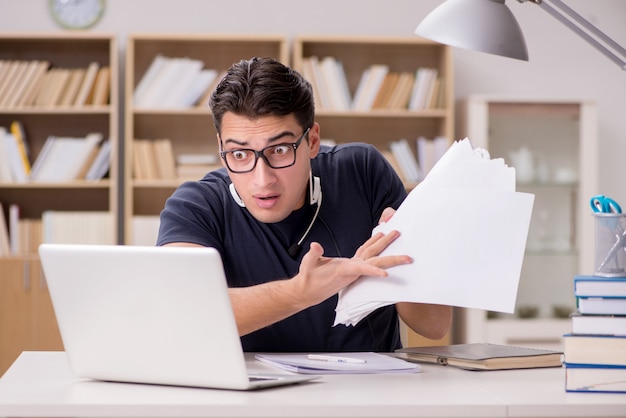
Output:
[38, 243, 319, 390]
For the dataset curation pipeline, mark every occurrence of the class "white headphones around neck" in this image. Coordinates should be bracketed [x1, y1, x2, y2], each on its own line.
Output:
[229, 173, 322, 258]
[229, 183, 245, 207]
[229, 173, 321, 208]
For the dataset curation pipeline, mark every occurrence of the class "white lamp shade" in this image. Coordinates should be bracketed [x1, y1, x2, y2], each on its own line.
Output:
[415, 0, 529, 61]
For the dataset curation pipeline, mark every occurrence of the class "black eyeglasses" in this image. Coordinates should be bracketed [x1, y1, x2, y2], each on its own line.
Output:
[219, 128, 310, 174]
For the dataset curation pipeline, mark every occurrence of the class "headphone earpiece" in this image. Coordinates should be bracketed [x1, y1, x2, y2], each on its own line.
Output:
[229, 183, 245, 207]
[289, 174, 322, 258]
[310, 174, 321, 205]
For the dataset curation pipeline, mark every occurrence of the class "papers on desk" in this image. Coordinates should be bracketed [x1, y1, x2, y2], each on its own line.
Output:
[334, 138, 535, 326]
[255, 352, 420, 374]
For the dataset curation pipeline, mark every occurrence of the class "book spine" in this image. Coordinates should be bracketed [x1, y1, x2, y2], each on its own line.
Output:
[10, 120, 31, 175]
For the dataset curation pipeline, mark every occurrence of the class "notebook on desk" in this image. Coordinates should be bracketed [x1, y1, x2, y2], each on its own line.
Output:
[395, 343, 564, 371]
[38, 243, 318, 390]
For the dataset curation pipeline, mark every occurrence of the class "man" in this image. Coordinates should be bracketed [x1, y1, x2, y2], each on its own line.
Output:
[157, 57, 451, 352]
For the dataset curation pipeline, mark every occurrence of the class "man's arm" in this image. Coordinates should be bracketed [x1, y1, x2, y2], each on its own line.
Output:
[396, 302, 452, 341]
[164, 230, 410, 336]
[163, 242, 305, 335]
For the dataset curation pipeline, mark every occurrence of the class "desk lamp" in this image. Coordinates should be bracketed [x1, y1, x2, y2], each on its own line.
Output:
[415, 0, 626, 71]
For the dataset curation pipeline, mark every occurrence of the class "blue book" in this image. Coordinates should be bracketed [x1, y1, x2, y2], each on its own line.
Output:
[571, 313, 626, 336]
[564, 363, 626, 393]
[577, 296, 626, 315]
[574, 275, 626, 297]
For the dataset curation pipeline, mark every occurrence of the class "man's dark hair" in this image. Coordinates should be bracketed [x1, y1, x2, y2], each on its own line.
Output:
[209, 57, 314, 135]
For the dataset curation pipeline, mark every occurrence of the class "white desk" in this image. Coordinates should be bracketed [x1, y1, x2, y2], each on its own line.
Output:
[0, 351, 624, 418]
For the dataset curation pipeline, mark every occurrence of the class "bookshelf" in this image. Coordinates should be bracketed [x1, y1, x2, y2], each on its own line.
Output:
[0, 33, 119, 249]
[291, 35, 454, 187]
[124, 34, 289, 244]
[293, 36, 454, 346]
[457, 96, 599, 350]
[0, 32, 118, 375]
[0, 33, 456, 357]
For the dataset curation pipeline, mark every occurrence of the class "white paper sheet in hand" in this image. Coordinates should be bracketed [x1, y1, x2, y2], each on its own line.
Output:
[334, 138, 535, 326]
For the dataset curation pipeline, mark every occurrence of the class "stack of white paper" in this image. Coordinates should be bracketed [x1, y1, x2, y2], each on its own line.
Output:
[334, 138, 535, 327]
[255, 352, 420, 374]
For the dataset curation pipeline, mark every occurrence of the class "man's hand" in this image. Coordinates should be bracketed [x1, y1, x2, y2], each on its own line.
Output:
[291, 231, 412, 309]
[379, 207, 396, 224]
[229, 229, 411, 336]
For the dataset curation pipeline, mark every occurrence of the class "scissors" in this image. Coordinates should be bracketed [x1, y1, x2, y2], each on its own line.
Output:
[591, 195, 626, 275]
[590, 195, 622, 214]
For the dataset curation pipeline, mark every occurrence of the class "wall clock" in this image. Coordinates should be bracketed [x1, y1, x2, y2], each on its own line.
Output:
[49, 0, 106, 30]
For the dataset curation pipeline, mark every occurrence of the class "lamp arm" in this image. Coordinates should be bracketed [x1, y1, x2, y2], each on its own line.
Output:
[521, 0, 626, 71]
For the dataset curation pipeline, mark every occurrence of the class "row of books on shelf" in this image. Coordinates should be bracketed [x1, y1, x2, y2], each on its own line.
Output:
[382, 136, 448, 185]
[133, 138, 220, 181]
[0, 123, 111, 183]
[135, 134, 450, 185]
[0, 205, 162, 256]
[563, 274, 626, 394]
[0, 205, 116, 256]
[300, 56, 442, 112]
[0, 59, 110, 108]
[133, 54, 225, 109]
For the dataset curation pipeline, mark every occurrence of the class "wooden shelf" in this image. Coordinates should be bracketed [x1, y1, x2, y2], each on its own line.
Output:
[124, 34, 289, 243]
[292, 35, 454, 172]
[123, 34, 454, 244]
[292, 36, 454, 346]
[0, 107, 112, 114]
[0, 33, 118, 373]
[0, 32, 119, 244]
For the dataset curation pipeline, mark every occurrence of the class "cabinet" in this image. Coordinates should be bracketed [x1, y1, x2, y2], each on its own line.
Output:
[124, 34, 289, 244]
[458, 96, 599, 349]
[0, 33, 119, 250]
[0, 257, 63, 376]
[291, 35, 454, 175]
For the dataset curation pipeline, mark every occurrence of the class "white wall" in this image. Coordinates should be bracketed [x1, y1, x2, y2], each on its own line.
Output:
[2, 0, 626, 202]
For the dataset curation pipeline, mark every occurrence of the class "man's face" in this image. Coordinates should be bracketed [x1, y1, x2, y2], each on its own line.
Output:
[219, 113, 320, 223]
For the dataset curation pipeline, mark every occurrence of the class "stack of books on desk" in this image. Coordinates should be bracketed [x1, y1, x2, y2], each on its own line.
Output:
[563, 275, 626, 393]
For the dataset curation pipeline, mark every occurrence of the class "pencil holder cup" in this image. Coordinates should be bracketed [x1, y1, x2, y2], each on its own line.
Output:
[594, 213, 626, 277]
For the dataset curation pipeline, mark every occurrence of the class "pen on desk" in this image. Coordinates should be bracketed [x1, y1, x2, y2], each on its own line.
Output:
[306, 354, 367, 364]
